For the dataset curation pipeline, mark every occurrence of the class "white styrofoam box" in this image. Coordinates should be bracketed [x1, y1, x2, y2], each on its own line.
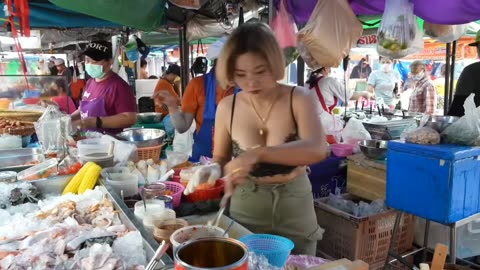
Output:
[135, 79, 158, 104]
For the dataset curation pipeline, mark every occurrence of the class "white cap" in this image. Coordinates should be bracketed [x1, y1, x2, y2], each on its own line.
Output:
[206, 36, 227, 61]
[54, 58, 65, 65]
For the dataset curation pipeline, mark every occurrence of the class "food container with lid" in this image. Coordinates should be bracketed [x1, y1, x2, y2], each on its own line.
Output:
[170, 225, 227, 252]
[134, 199, 165, 221]
[142, 183, 167, 199]
[106, 173, 139, 198]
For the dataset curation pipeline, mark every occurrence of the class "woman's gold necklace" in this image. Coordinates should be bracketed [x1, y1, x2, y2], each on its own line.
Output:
[248, 94, 281, 137]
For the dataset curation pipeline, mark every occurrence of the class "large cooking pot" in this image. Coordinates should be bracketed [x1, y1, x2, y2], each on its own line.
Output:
[116, 128, 165, 148]
[174, 237, 248, 270]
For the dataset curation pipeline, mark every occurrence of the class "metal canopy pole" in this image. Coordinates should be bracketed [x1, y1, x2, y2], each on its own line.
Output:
[448, 40, 457, 113]
[443, 43, 452, 115]
[179, 26, 190, 94]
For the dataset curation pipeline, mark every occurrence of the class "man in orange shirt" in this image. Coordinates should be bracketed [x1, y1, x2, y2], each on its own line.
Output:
[154, 37, 238, 161]
[153, 64, 181, 118]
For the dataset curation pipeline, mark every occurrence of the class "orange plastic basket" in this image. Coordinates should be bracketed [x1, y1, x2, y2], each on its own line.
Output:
[314, 194, 415, 268]
[185, 179, 225, 203]
[137, 144, 163, 162]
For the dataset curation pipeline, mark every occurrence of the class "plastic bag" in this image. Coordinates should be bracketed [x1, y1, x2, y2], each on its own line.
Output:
[341, 118, 371, 144]
[172, 121, 195, 157]
[320, 112, 343, 143]
[297, 0, 363, 68]
[442, 94, 480, 146]
[58, 155, 82, 175]
[99, 135, 137, 165]
[377, 0, 423, 59]
[405, 127, 440, 145]
[34, 105, 72, 157]
[424, 22, 467, 43]
[272, 0, 297, 49]
[166, 150, 189, 169]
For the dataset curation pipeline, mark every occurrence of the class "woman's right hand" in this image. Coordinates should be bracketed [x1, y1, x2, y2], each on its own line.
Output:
[153, 91, 179, 110]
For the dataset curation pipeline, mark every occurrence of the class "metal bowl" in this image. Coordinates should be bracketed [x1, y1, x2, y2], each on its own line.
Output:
[359, 140, 389, 160]
[425, 116, 459, 133]
[137, 112, 162, 124]
[116, 128, 165, 148]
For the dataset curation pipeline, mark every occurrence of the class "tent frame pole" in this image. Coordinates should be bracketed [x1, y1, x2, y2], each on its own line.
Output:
[448, 40, 457, 113]
[179, 26, 190, 95]
[444, 42, 452, 115]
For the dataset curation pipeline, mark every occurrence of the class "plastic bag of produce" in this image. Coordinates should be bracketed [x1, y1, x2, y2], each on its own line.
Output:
[377, 0, 423, 59]
[423, 22, 467, 43]
[442, 94, 480, 146]
[272, 0, 297, 49]
[297, 0, 363, 68]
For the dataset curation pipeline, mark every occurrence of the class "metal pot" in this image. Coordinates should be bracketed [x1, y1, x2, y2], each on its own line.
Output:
[116, 128, 165, 148]
[174, 237, 248, 270]
[137, 112, 162, 124]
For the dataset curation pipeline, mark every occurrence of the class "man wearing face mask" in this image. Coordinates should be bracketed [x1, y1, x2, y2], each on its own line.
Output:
[368, 57, 402, 109]
[408, 60, 437, 114]
[71, 40, 137, 134]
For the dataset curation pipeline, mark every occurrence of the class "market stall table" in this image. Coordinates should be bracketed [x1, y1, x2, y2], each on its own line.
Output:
[346, 154, 386, 201]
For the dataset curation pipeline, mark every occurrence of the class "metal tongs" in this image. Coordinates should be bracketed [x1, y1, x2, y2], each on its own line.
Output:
[145, 240, 170, 270]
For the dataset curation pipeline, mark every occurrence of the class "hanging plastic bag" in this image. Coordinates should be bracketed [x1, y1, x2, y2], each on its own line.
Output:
[423, 22, 468, 43]
[377, 0, 423, 59]
[272, 0, 297, 49]
[320, 112, 343, 144]
[297, 0, 363, 68]
[34, 105, 72, 157]
[442, 94, 480, 146]
[341, 118, 371, 145]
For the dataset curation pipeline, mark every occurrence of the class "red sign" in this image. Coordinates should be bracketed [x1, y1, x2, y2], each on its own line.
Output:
[357, 34, 378, 47]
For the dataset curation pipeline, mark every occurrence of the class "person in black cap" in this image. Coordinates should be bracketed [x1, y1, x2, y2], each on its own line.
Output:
[153, 64, 181, 119]
[71, 40, 137, 134]
[448, 31, 480, 116]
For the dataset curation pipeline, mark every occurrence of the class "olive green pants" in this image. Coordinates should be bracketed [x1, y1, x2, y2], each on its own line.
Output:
[230, 174, 324, 256]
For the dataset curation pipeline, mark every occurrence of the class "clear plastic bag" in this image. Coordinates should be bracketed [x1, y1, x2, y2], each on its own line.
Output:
[297, 0, 363, 68]
[377, 0, 423, 59]
[442, 94, 480, 146]
[341, 118, 371, 144]
[424, 22, 468, 43]
[34, 105, 72, 157]
[272, 0, 297, 49]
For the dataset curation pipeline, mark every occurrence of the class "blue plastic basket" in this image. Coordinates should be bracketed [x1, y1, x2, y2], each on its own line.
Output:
[239, 234, 294, 268]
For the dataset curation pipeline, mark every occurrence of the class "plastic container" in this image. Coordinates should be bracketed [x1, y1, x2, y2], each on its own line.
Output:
[79, 153, 114, 168]
[17, 158, 58, 181]
[106, 173, 139, 198]
[142, 183, 166, 199]
[164, 181, 185, 208]
[331, 144, 355, 157]
[77, 138, 111, 157]
[387, 141, 480, 223]
[153, 218, 189, 244]
[134, 199, 165, 222]
[101, 166, 130, 179]
[185, 179, 225, 203]
[137, 144, 162, 163]
[309, 156, 347, 198]
[170, 225, 226, 252]
[314, 194, 415, 266]
[239, 234, 294, 268]
[143, 208, 176, 234]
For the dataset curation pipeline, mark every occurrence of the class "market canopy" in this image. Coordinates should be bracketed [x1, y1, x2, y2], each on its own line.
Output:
[277, 0, 480, 25]
[0, 1, 119, 28]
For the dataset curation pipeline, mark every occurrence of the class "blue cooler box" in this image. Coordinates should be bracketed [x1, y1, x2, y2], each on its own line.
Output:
[386, 141, 480, 224]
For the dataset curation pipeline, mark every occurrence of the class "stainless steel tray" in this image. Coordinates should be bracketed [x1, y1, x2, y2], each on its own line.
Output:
[30, 176, 174, 269]
[0, 148, 45, 172]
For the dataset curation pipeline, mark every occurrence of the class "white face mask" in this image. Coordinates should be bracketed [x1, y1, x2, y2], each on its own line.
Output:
[413, 71, 424, 81]
[382, 63, 393, 73]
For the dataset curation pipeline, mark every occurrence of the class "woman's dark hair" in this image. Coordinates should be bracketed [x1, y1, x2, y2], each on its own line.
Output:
[140, 58, 148, 68]
[54, 79, 68, 94]
[306, 67, 325, 88]
[148, 75, 158, 79]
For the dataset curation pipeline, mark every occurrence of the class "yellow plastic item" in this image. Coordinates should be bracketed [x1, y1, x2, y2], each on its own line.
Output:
[77, 163, 101, 194]
[62, 162, 93, 195]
